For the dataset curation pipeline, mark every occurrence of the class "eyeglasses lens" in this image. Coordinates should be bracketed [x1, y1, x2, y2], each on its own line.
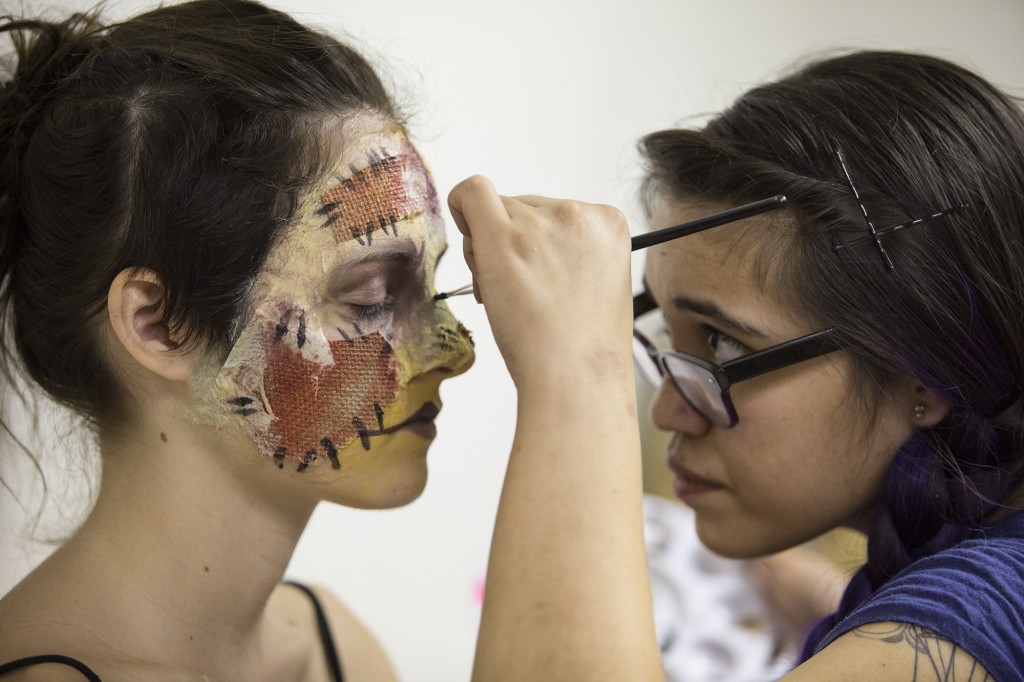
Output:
[632, 309, 730, 425]
[659, 354, 729, 425]
[632, 309, 671, 387]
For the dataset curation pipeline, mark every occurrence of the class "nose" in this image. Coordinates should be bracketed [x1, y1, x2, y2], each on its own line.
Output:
[649, 378, 712, 437]
[407, 297, 475, 379]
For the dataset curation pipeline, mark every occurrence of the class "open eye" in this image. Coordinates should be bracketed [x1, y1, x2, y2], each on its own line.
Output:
[704, 325, 750, 364]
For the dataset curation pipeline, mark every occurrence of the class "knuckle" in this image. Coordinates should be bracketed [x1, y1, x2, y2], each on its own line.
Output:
[586, 203, 630, 245]
[604, 206, 632, 242]
[599, 203, 627, 226]
[553, 199, 584, 224]
[460, 174, 492, 195]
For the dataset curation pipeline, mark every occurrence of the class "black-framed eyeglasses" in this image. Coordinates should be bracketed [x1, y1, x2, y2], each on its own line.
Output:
[631, 196, 844, 427]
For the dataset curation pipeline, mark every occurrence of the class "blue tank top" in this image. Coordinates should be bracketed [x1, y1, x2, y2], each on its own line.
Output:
[815, 509, 1024, 680]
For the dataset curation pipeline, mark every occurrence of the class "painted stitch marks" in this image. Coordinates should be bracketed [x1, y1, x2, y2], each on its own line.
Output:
[226, 308, 400, 473]
[263, 322, 397, 467]
[318, 149, 423, 246]
[435, 325, 466, 353]
[227, 396, 259, 417]
[274, 309, 307, 347]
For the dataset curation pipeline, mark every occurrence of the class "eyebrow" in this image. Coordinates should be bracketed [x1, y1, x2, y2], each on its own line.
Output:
[325, 240, 419, 289]
[671, 295, 769, 339]
[343, 239, 418, 267]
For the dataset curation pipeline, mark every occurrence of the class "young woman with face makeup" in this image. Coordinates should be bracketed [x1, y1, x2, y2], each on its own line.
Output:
[0, 1, 652, 680]
[455, 52, 1024, 681]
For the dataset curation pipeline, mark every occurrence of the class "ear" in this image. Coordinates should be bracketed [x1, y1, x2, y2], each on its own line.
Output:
[107, 268, 190, 382]
[909, 384, 950, 429]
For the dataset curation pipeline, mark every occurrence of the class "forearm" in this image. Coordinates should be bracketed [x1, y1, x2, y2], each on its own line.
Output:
[447, 179, 660, 680]
[473, 359, 663, 682]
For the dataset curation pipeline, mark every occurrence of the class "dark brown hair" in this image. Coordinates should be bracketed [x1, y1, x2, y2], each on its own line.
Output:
[0, 0, 397, 428]
[640, 51, 1024, 656]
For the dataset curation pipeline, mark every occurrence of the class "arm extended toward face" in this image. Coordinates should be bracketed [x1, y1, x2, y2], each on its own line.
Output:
[449, 176, 665, 682]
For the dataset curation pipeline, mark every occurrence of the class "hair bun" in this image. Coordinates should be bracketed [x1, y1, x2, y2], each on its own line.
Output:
[0, 78, 30, 111]
[0, 73, 29, 286]
[1, 15, 99, 282]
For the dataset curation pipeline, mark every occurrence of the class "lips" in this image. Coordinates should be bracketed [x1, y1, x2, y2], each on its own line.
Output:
[370, 402, 440, 439]
[667, 458, 725, 500]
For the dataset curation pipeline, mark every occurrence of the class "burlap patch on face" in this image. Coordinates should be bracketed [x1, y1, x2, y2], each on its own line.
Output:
[262, 320, 399, 467]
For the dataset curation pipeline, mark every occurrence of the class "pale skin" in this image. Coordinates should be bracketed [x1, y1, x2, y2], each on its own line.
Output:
[0, 284, 404, 682]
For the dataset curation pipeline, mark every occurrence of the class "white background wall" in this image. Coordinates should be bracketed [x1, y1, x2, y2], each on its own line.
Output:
[3, 2, 1024, 681]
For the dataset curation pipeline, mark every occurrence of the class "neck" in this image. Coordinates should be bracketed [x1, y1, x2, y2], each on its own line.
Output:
[60, 404, 317, 667]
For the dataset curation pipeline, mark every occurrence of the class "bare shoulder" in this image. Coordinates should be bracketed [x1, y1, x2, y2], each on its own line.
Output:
[0, 585, 101, 680]
[782, 622, 993, 681]
[273, 582, 399, 682]
[0, 660, 98, 682]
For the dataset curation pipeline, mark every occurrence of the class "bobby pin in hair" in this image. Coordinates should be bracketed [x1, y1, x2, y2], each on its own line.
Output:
[832, 148, 967, 271]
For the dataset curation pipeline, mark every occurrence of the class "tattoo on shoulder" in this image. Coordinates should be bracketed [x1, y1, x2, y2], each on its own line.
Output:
[853, 623, 993, 681]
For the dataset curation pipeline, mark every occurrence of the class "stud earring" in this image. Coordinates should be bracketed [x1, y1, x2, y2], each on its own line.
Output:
[913, 404, 927, 419]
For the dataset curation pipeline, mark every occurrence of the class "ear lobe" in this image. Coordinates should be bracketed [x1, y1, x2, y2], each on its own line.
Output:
[107, 268, 190, 382]
[912, 385, 950, 429]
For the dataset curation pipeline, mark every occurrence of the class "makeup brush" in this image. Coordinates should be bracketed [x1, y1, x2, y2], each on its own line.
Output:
[433, 283, 475, 301]
[433, 195, 787, 301]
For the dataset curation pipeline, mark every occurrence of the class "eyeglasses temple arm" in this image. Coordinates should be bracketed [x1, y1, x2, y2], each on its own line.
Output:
[722, 329, 842, 384]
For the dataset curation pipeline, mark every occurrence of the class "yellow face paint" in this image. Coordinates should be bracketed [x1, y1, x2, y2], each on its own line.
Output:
[216, 121, 474, 472]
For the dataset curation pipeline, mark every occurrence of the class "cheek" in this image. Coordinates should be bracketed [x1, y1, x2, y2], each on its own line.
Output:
[217, 303, 402, 469]
[727, 373, 898, 517]
[734, 356, 853, 439]
[263, 330, 400, 465]
[725, 368, 858, 485]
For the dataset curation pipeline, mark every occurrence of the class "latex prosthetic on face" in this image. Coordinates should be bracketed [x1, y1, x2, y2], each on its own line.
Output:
[215, 123, 474, 473]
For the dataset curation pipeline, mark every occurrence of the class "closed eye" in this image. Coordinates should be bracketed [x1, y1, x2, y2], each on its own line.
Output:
[351, 296, 395, 320]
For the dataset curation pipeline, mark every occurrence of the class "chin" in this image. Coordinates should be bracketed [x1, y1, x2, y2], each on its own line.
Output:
[325, 433, 433, 509]
[322, 469, 429, 509]
[360, 469, 429, 509]
[694, 515, 798, 560]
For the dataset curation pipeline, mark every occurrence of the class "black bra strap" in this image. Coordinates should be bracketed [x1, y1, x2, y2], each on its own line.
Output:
[0, 654, 102, 681]
[284, 581, 345, 682]
[1, 585, 344, 682]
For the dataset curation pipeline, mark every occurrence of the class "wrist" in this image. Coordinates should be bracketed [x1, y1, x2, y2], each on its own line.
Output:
[512, 343, 636, 397]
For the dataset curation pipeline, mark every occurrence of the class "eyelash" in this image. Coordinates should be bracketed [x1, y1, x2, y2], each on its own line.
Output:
[701, 324, 749, 359]
[352, 295, 394, 320]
